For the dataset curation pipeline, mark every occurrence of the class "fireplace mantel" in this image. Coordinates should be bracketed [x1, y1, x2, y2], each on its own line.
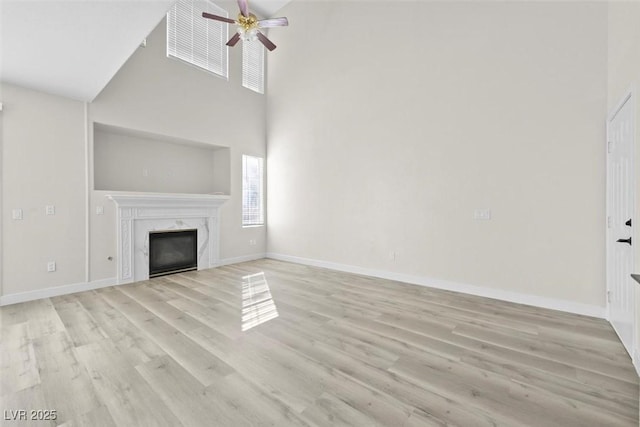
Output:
[107, 193, 230, 284]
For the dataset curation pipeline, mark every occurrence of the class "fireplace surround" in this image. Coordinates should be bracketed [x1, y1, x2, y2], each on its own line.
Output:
[107, 193, 229, 284]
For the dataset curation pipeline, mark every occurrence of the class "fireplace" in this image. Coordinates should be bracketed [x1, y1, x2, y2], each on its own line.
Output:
[149, 229, 198, 278]
[107, 193, 228, 284]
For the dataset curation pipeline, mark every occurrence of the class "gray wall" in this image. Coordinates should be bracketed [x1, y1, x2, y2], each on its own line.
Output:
[266, 1, 608, 309]
[1, 84, 87, 294]
[94, 126, 228, 195]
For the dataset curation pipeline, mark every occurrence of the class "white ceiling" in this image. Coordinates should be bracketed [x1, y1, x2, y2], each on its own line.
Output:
[0, 0, 292, 102]
[251, 0, 292, 18]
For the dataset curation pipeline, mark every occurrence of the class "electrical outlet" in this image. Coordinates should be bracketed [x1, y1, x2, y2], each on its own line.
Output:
[47, 261, 56, 272]
[12, 208, 23, 220]
[249, 239, 257, 246]
[45, 205, 55, 215]
[389, 251, 397, 261]
[142, 168, 149, 177]
[96, 206, 104, 215]
[473, 209, 491, 220]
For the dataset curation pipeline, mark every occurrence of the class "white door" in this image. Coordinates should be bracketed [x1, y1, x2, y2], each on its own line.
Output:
[606, 92, 635, 357]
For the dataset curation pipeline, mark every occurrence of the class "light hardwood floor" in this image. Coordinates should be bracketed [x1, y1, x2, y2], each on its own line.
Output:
[1, 259, 638, 426]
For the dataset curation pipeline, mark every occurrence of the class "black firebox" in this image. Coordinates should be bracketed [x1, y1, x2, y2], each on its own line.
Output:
[149, 229, 198, 278]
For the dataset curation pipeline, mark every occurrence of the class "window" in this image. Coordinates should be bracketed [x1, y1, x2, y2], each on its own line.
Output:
[167, 0, 228, 79]
[242, 155, 264, 226]
[242, 39, 265, 94]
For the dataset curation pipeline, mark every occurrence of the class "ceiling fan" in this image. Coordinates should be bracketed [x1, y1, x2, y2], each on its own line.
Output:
[202, 0, 288, 51]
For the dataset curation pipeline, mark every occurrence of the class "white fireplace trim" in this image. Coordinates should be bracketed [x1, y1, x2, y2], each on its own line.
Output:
[107, 193, 229, 285]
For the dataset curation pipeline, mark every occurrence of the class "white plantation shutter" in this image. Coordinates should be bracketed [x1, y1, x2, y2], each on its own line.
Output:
[242, 39, 265, 94]
[242, 155, 264, 226]
[167, 0, 228, 79]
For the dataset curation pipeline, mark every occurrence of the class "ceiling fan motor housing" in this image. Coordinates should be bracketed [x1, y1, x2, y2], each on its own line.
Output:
[237, 13, 259, 41]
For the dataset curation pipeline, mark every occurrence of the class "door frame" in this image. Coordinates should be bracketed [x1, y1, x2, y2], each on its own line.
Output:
[605, 87, 636, 360]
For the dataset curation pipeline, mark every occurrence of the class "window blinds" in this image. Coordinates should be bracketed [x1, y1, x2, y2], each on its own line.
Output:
[167, 0, 228, 79]
[242, 39, 265, 94]
[242, 155, 264, 226]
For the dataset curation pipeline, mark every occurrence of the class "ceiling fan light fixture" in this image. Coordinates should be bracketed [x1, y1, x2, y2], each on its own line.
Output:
[237, 27, 259, 42]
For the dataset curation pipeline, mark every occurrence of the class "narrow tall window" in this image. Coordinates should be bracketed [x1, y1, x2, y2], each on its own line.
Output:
[167, 0, 228, 79]
[242, 39, 265, 94]
[242, 155, 264, 226]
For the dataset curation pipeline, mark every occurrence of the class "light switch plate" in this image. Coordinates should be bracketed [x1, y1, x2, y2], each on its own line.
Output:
[47, 261, 56, 272]
[12, 209, 23, 220]
[46, 205, 55, 215]
[474, 209, 491, 220]
[96, 206, 104, 215]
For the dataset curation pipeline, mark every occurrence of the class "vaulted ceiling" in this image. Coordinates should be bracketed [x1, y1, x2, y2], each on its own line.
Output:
[0, 0, 292, 102]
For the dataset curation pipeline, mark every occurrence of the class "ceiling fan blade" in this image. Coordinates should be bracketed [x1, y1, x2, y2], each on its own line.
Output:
[256, 31, 277, 51]
[226, 33, 241, 47]
[237, 0, 249, 17]
[258, 17, 289, 28]
[202, 12, 236, 24]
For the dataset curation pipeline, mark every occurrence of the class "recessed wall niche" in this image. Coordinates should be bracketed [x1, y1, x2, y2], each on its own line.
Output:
[93, 123, 230, 195]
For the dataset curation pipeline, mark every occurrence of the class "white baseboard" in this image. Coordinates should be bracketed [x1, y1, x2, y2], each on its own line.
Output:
[0, 254, 268, 307]
[266, 252, 606, 319]
[0, 277, 117, 307]
[0, 252, 607, 320]
[217, 253, 266, 267]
